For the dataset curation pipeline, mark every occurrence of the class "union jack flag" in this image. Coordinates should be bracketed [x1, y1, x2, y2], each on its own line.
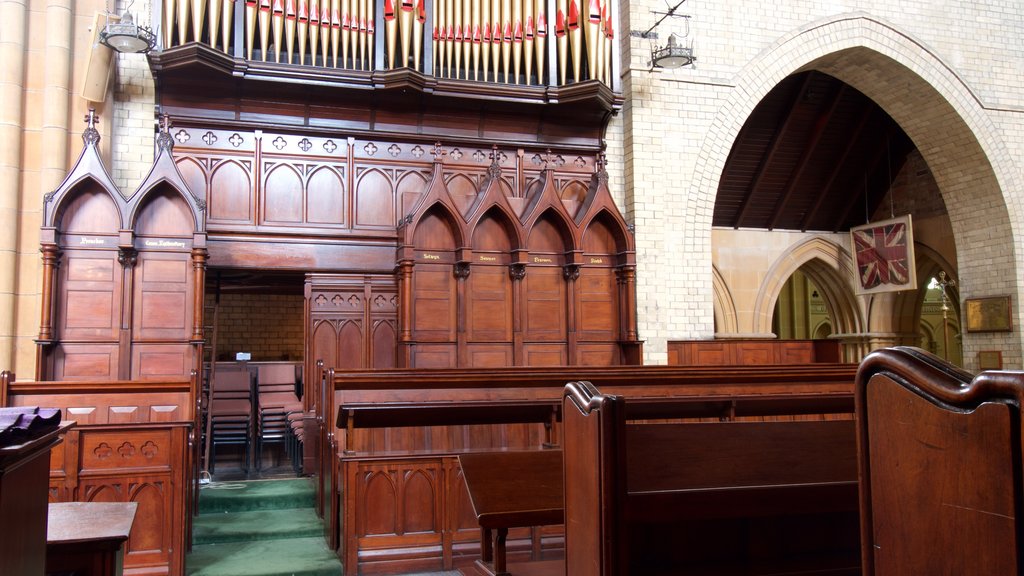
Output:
[851, 216, 915, 293]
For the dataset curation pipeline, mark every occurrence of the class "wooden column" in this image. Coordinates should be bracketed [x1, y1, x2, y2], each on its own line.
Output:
[117, 246, 138, 380]
[35, 244, 61, 380]
[563, 263, 579, 363]
[396, 259, 414, 367]
[191, 247, 208, 343]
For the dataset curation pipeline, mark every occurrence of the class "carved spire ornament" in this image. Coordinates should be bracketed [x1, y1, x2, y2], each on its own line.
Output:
[432, 141, 447, 161]
[596, 151, 608, 185]
[487, 144, 502, 179]
[157, 114, 175, 152]
[83, 108, 101, 146]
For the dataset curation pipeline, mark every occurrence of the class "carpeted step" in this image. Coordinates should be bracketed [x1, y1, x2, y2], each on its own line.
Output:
[198, 478, 315, 514]
[193, 507, 324, 545]
[186, 537, 341, 576]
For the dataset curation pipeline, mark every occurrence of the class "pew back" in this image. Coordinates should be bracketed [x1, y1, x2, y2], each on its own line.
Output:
[563, 380, 859, 576]
[856, 347, 1024, 576]
[324, 363, 859, 575]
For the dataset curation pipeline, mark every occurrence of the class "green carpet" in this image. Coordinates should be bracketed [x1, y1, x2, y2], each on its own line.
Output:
[187, 478, 342, 576]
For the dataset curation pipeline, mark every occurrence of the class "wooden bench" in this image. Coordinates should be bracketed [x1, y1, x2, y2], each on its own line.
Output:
[563, 380, 860, 575]
[856, 346, 1024, 575]
[320, 364, 858, 575]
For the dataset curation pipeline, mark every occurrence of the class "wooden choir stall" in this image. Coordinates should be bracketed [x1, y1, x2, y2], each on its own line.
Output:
[13, 109, 204, 575]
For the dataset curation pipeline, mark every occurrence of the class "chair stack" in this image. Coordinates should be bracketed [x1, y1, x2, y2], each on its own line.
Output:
[208, 368, 255, 473]
[256, 364, 304, 471]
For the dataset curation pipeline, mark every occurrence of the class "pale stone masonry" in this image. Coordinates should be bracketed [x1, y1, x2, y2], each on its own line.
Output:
[2, 0, 1022, 374]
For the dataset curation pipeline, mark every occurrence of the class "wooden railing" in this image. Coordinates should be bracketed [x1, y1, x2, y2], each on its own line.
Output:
[155, 0, 618, 89]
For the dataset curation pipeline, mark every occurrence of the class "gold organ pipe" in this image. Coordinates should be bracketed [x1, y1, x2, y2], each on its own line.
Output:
[512, 0, 521, 83]
[178, 0, 190, 44]
[165, 0, 177, 48]
[500, 0, 510, 82]
[286, 0, 297, 63]
[385, 0, 397, 67]
[523, 0, 533, 84]
[567, 0, 580, 82]
[453, 0, 463, 77]
[273, 0, 285, 62]
[298, 0, 309, 63]
[535, 0, 546, 83]
[246, 1, 257, 59]
[259, 0, 272, 61]
[555, 0, 566, 84]
[414, 0, 425, 70]
[309, 0, 321, 64]
[481, 0, 490, 80]
[210, 0, 222, 49]
[193, 0, 208, 43]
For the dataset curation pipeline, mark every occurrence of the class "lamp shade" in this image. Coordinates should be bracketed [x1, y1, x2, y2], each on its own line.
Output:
[99, 11, 156, 54]
[652, 34, 693, 68]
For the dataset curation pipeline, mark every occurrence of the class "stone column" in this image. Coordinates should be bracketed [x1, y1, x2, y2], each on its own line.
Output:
[0, 0, 28, 369]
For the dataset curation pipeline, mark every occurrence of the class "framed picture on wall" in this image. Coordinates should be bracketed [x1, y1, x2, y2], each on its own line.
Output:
[977, 350, 1003, 370]
[965, 296, 1013, 332]
[850, 215, 917, 295]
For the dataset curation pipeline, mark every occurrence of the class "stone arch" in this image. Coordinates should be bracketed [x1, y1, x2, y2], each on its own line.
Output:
[711, 264, 738, 335]
[691, 13, 1020, 367]
[754, 237, 863, 340]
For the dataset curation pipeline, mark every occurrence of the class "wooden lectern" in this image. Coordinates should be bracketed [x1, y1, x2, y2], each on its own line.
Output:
[0, 422, 72, 575]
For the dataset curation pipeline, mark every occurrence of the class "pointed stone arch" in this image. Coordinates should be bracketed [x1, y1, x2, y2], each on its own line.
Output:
[712, 265, 738, 335]
[688, 13, 1020, 368]
[754, 237, 863, 353]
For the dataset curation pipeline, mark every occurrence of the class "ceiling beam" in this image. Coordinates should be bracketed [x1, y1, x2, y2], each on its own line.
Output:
[768, 84, 847, 230]
[733, 72, 816, 228]
[799, 104, 872, 232]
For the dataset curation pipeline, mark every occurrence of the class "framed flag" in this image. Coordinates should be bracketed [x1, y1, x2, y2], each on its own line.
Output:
[850, 215, 916, 295]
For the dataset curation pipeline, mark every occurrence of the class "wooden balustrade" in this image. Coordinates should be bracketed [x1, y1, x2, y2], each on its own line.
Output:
[155, 0, 618, 88]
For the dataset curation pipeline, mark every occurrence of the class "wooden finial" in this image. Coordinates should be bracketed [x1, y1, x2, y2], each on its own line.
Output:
[432, 141, 446, 161]
[542, 148, 554, 169]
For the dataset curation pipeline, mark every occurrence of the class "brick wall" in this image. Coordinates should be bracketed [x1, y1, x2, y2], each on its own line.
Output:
[211, 293, 305, 362]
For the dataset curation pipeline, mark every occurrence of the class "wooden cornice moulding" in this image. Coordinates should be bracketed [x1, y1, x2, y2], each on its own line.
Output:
[150, 43, 622, 113]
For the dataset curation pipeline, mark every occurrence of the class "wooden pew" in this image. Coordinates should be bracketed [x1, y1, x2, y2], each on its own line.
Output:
[562, 380, 860, 575]
[856, 346, 1024, 575]
[3, 373, 198, 576]
[321, 363, 858, 575]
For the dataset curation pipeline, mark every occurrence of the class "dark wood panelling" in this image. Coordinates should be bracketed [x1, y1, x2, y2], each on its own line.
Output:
[668, 340, 842, 366]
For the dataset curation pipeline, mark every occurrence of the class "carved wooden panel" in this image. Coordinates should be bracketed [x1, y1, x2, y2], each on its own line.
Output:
[134, 252, 191, 341]
[354, 167, 396, 229]
[466, 266, 512, 343]
[353, 459, 443, 542]
[307, 166, 347, 225]
[53, 343, 118, 380]
[57, 186, 120, 234]
[58, 252, 120, 342]
[208, 158, 255, 224]
[131, 343, 192, 379]
[307, 275, 399, 374]
[412, 265, 457, 343]
[576, 268, 617, 342]
[523, 267, 567, 342]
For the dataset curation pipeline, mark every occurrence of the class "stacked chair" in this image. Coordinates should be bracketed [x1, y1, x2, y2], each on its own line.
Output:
[207, 368, 255, 473]
[255, 364, 304, 471]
